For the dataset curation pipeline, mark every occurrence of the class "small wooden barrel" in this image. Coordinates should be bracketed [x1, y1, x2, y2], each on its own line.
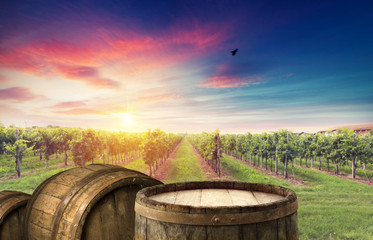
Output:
[135, 181, 298, 240]
[0, 190, 31, 240]
[24, 164, 162, 240]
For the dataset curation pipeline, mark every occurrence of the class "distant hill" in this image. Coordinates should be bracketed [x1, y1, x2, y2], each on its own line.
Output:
[319, 123, 373, 135]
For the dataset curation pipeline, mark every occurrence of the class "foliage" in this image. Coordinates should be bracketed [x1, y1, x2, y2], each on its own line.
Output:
[219, 128, 373, 179]
[141, 129, 183, 176]
[187, 130, 221, 175]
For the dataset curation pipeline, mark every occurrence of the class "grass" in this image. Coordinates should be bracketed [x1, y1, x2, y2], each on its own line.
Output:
[295, 157, 373, 179]
[0, 153, 73, 178]
[222, 154, 373, 240]
[163, 139, 207, 183]
[0, 166, 73, 194]
[122, 157, 148, 173]
[0, 156, 144, 195]
[221, 154, 291, 187]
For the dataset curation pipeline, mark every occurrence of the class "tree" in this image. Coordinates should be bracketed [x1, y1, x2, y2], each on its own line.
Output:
[329, 130, 345, 175]
[270, 131, 281, 174]
[141, 129, 163, 176]
[0, 125, 7, 160]
[37, 128, 58, 168]
[277, 130, 297, 179]
[70, 129, 98, 166]
[4, 129, 33, 177]
[319, 132, 332, 171]
[54, 128, 75, 166]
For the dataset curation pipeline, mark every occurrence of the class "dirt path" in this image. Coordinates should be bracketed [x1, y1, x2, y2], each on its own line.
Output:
[152, 140, 183, 182]
[187, 140, 235, 181]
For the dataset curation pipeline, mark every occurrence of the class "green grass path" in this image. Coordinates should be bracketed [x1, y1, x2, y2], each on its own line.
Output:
[163, 138, 207, 183]
[121, 157, 148, 173]
[221, 154, 373, 240]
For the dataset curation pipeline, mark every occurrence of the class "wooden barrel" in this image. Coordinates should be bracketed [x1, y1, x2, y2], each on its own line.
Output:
[135, 181, 298, 240]
[0, 190, 31, 240]
[24, 164, 162, 240]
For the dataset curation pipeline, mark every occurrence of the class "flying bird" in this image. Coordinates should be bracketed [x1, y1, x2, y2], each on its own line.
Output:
[231, 48, 238, 56]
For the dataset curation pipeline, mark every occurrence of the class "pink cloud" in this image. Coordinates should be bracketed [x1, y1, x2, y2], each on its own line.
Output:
[0, 104, 25, 116]
[0, 87, 39, 102]
[0, 21, 231, 80]
[53, 100, 126, 115]
[52, 101, 87, 108]
[139, 94, 180, 103]
[0, 75, 9, 83]
[56, 65, 120, 88]
[55, 108, 104, 115]
[198, 76, 261, 88]
[199, 64, 263, 88]
[0, 47, 43, 73]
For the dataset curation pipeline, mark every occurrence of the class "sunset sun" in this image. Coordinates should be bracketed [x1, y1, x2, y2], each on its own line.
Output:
[122, 112, 133, 126]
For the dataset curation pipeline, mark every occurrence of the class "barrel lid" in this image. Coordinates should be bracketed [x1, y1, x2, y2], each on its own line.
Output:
[150, 189, 284, 207]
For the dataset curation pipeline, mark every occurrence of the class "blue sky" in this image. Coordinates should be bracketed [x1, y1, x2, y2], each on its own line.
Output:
[0, 0, 372, 133]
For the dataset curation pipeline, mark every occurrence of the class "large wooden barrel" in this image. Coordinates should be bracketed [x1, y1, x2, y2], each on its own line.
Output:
[135, 181, 298, 240]
[0, 190, 31, 240]
[24, 164, 162, 240]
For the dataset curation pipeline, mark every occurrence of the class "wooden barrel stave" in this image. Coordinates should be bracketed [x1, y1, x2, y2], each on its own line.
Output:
[25, 164, 162, 240]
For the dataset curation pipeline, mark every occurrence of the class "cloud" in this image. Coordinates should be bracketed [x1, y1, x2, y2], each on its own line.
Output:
[0, 87, 39, 102]
[0, 20, 231, 81]
[0, 104, 25, 116]
[199, 65, 263, 88]
[139, 94, 180, 103]
[283, 73, 295, 78]
[56, 65, 120, 88]
[198, 76, 261, 88]
[54, 108, 104, 115]
[52, 101, 87, 108]
[0, 75, 9, 83]
[53, 100, 126, 116]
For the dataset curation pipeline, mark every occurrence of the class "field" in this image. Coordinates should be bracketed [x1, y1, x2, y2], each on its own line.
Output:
[1, 138, 372, 239]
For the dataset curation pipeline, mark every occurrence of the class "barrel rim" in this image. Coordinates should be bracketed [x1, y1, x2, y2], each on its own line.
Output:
[135, 181, 298, 225]
[136, 181, 296, 210]
[0, 191, 30, 226]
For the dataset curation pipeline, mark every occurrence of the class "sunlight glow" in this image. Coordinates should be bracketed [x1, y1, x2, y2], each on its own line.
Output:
[112, 112, 134, 128]
[122, 112, 133, 126]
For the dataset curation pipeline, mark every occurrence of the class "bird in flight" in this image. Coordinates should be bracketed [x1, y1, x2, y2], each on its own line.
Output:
[231, 48, 238, 56]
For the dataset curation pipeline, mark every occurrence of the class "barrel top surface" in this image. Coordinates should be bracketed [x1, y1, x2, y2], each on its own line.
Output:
[149, 189, 284, 207]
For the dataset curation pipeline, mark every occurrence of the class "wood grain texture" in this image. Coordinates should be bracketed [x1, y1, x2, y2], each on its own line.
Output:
[24, 164, 162, 240]
[135, 181, 298, 240]
[0, 191, 30, 240]
[150, 189, 284, 207]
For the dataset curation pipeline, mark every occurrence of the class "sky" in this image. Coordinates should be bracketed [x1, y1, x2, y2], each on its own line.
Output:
[0, 0, 372, 133]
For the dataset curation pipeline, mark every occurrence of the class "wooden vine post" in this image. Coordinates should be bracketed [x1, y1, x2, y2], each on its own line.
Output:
[217, 133, 221, 177]
[16, 129, 20, 177]
[284, 132, 289, 179]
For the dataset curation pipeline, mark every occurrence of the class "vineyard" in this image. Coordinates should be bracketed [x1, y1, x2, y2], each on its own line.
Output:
[189, 129, 373, 181]
[0, 125, 372, 239]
